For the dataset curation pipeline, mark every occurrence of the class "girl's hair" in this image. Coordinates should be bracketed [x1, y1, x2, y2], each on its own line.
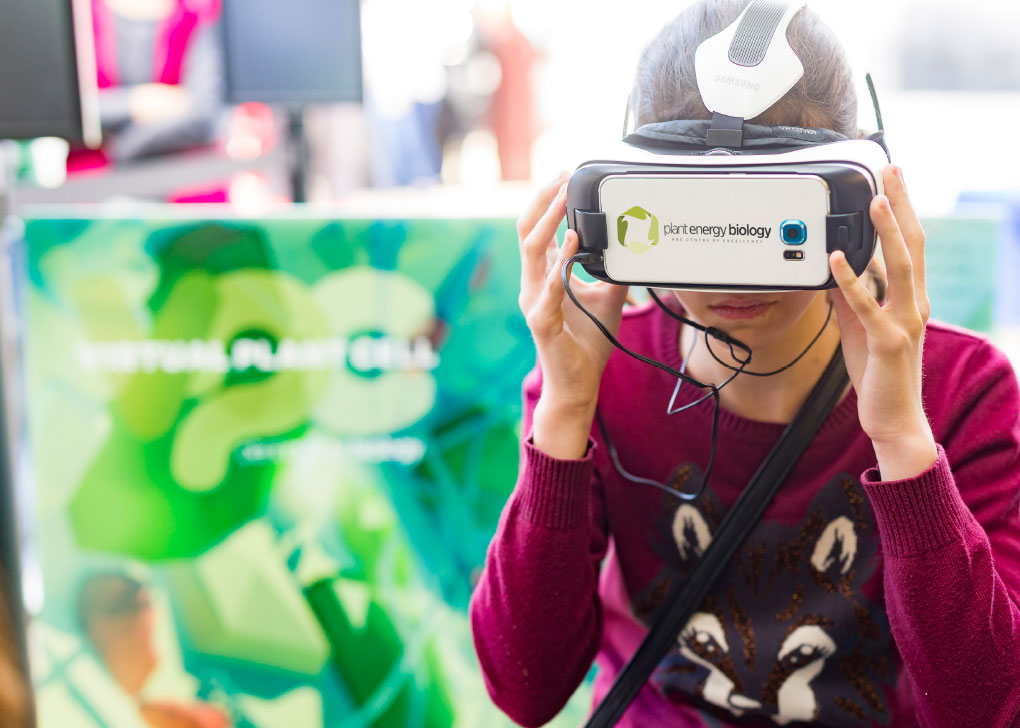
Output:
[630, 0, 887, 300]
[630, 0, 858, 136]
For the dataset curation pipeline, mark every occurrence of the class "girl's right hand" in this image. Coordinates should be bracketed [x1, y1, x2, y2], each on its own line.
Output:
[518, 173, 630, 457]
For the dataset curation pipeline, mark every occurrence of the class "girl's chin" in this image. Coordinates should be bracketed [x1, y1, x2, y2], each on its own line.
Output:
[694, 308, 788, 352]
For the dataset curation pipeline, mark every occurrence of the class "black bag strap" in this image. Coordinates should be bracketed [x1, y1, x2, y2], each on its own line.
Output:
[584, 346, 849, 727]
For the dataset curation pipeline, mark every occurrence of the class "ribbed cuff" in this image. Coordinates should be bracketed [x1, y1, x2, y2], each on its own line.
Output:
[861, 445, 970, 557]
[517, 437, 598, 530]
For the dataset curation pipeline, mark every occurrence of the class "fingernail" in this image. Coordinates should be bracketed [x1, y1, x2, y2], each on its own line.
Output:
[894, 166, 904, 183]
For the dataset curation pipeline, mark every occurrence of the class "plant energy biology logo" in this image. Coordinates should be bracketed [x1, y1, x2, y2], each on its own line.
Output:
[617, 206, 659, 255]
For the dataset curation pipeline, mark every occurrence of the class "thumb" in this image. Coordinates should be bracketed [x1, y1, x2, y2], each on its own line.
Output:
[559, 230, 629, 309]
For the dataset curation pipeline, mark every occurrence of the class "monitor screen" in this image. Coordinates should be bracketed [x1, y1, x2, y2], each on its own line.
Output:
[0, 0, 100, 145]
[221, 0, 363, 105]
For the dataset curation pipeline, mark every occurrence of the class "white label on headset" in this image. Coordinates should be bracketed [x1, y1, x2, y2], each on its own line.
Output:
[600, 173, 830, 288]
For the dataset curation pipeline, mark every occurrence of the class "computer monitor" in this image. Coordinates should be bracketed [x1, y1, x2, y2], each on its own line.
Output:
[0, 0, 101, 146]
[221, 0, 363, 105]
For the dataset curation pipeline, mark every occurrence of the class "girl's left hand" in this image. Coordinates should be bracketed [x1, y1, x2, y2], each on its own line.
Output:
[828, 164, 938, 481]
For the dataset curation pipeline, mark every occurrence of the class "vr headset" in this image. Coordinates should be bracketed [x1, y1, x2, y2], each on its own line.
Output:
[566, 0, 890, 291]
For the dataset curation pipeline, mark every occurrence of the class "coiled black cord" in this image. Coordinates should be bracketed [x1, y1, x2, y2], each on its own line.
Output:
[560, 253, 835, 501]
[561, 254, 748, 499]
[647, 288, 834, 377]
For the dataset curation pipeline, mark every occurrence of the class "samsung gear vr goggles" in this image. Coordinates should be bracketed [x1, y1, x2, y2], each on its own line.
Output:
[566, 0, 890, 291]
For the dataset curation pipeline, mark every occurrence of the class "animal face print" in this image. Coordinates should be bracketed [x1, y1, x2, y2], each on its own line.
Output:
[631, 471, 893, 726]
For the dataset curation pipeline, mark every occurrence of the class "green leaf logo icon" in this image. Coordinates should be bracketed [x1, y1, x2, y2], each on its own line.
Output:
[617, 206, 659, 255]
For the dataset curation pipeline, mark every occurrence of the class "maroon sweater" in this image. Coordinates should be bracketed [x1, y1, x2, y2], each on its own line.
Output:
[470, 301, 1020, 727]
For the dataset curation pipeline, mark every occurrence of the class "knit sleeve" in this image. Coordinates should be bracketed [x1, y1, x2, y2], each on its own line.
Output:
[468, 366, 609, 728]
[861, 341, 1020, 728]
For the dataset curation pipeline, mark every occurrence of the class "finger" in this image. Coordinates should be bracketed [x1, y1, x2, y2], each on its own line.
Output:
[883, 165, 927, 294]
[557, 230, 627, 303]
[601, 278, 631, 309]
[556, 228, 581, 296]
[546, 235, 558, 272]
[519, 182, 568, 307]
[516, 171, 569, 248]
[527, 227, 577, 341]
[571, 273, 630, 303]
[829, 250, 885, 331]
[522, 184, 571, 305]
[556, 232, 630, 327]
[870, 194, 914, 305]
[867, 247, 888, 302]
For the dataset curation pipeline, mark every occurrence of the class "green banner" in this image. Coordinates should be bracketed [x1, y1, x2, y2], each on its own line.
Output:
[18, 213, 592, 728]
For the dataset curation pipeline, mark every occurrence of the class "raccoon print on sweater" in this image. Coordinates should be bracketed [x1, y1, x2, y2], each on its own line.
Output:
[631, 469, 894, 727]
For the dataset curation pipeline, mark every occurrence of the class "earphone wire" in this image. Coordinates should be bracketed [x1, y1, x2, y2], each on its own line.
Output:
[647, 288, 834, 377]
[561, 255, 728, 392]
[561, 254, 840, 502]
[666, 323, 700, 414]
[561, 254, 749, 499]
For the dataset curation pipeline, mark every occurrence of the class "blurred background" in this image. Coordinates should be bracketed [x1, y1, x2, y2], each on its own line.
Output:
[0, 0, 1018, 726]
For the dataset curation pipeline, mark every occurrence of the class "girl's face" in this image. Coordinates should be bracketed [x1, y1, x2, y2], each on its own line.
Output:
[671, 289, 828, 355]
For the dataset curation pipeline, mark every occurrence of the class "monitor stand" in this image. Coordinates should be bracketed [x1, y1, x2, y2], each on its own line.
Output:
[286, 106, 309, 204]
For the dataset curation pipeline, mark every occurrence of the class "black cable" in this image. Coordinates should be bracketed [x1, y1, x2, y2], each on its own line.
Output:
[597, 409, 705, 501]
[561, 254, 747, 499]
[645, 289, 751, 359]
[666, 325, 700, 414]
[647, 288, 834, 377]
[560, 254, 838, 503]
[561, 256, 723, 395]
[704, 298, 833, 376]
[594, 391, 720, 503]
[667, 352, 742, 415]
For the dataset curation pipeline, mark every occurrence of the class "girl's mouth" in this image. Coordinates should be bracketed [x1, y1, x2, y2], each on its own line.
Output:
[708, 298, 777, 320]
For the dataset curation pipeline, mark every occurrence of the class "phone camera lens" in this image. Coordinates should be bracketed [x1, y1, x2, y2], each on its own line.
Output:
[781, 220, 807, 245]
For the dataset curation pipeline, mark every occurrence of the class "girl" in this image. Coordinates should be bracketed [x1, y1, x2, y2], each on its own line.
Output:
[469, 1, 1020, 726]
